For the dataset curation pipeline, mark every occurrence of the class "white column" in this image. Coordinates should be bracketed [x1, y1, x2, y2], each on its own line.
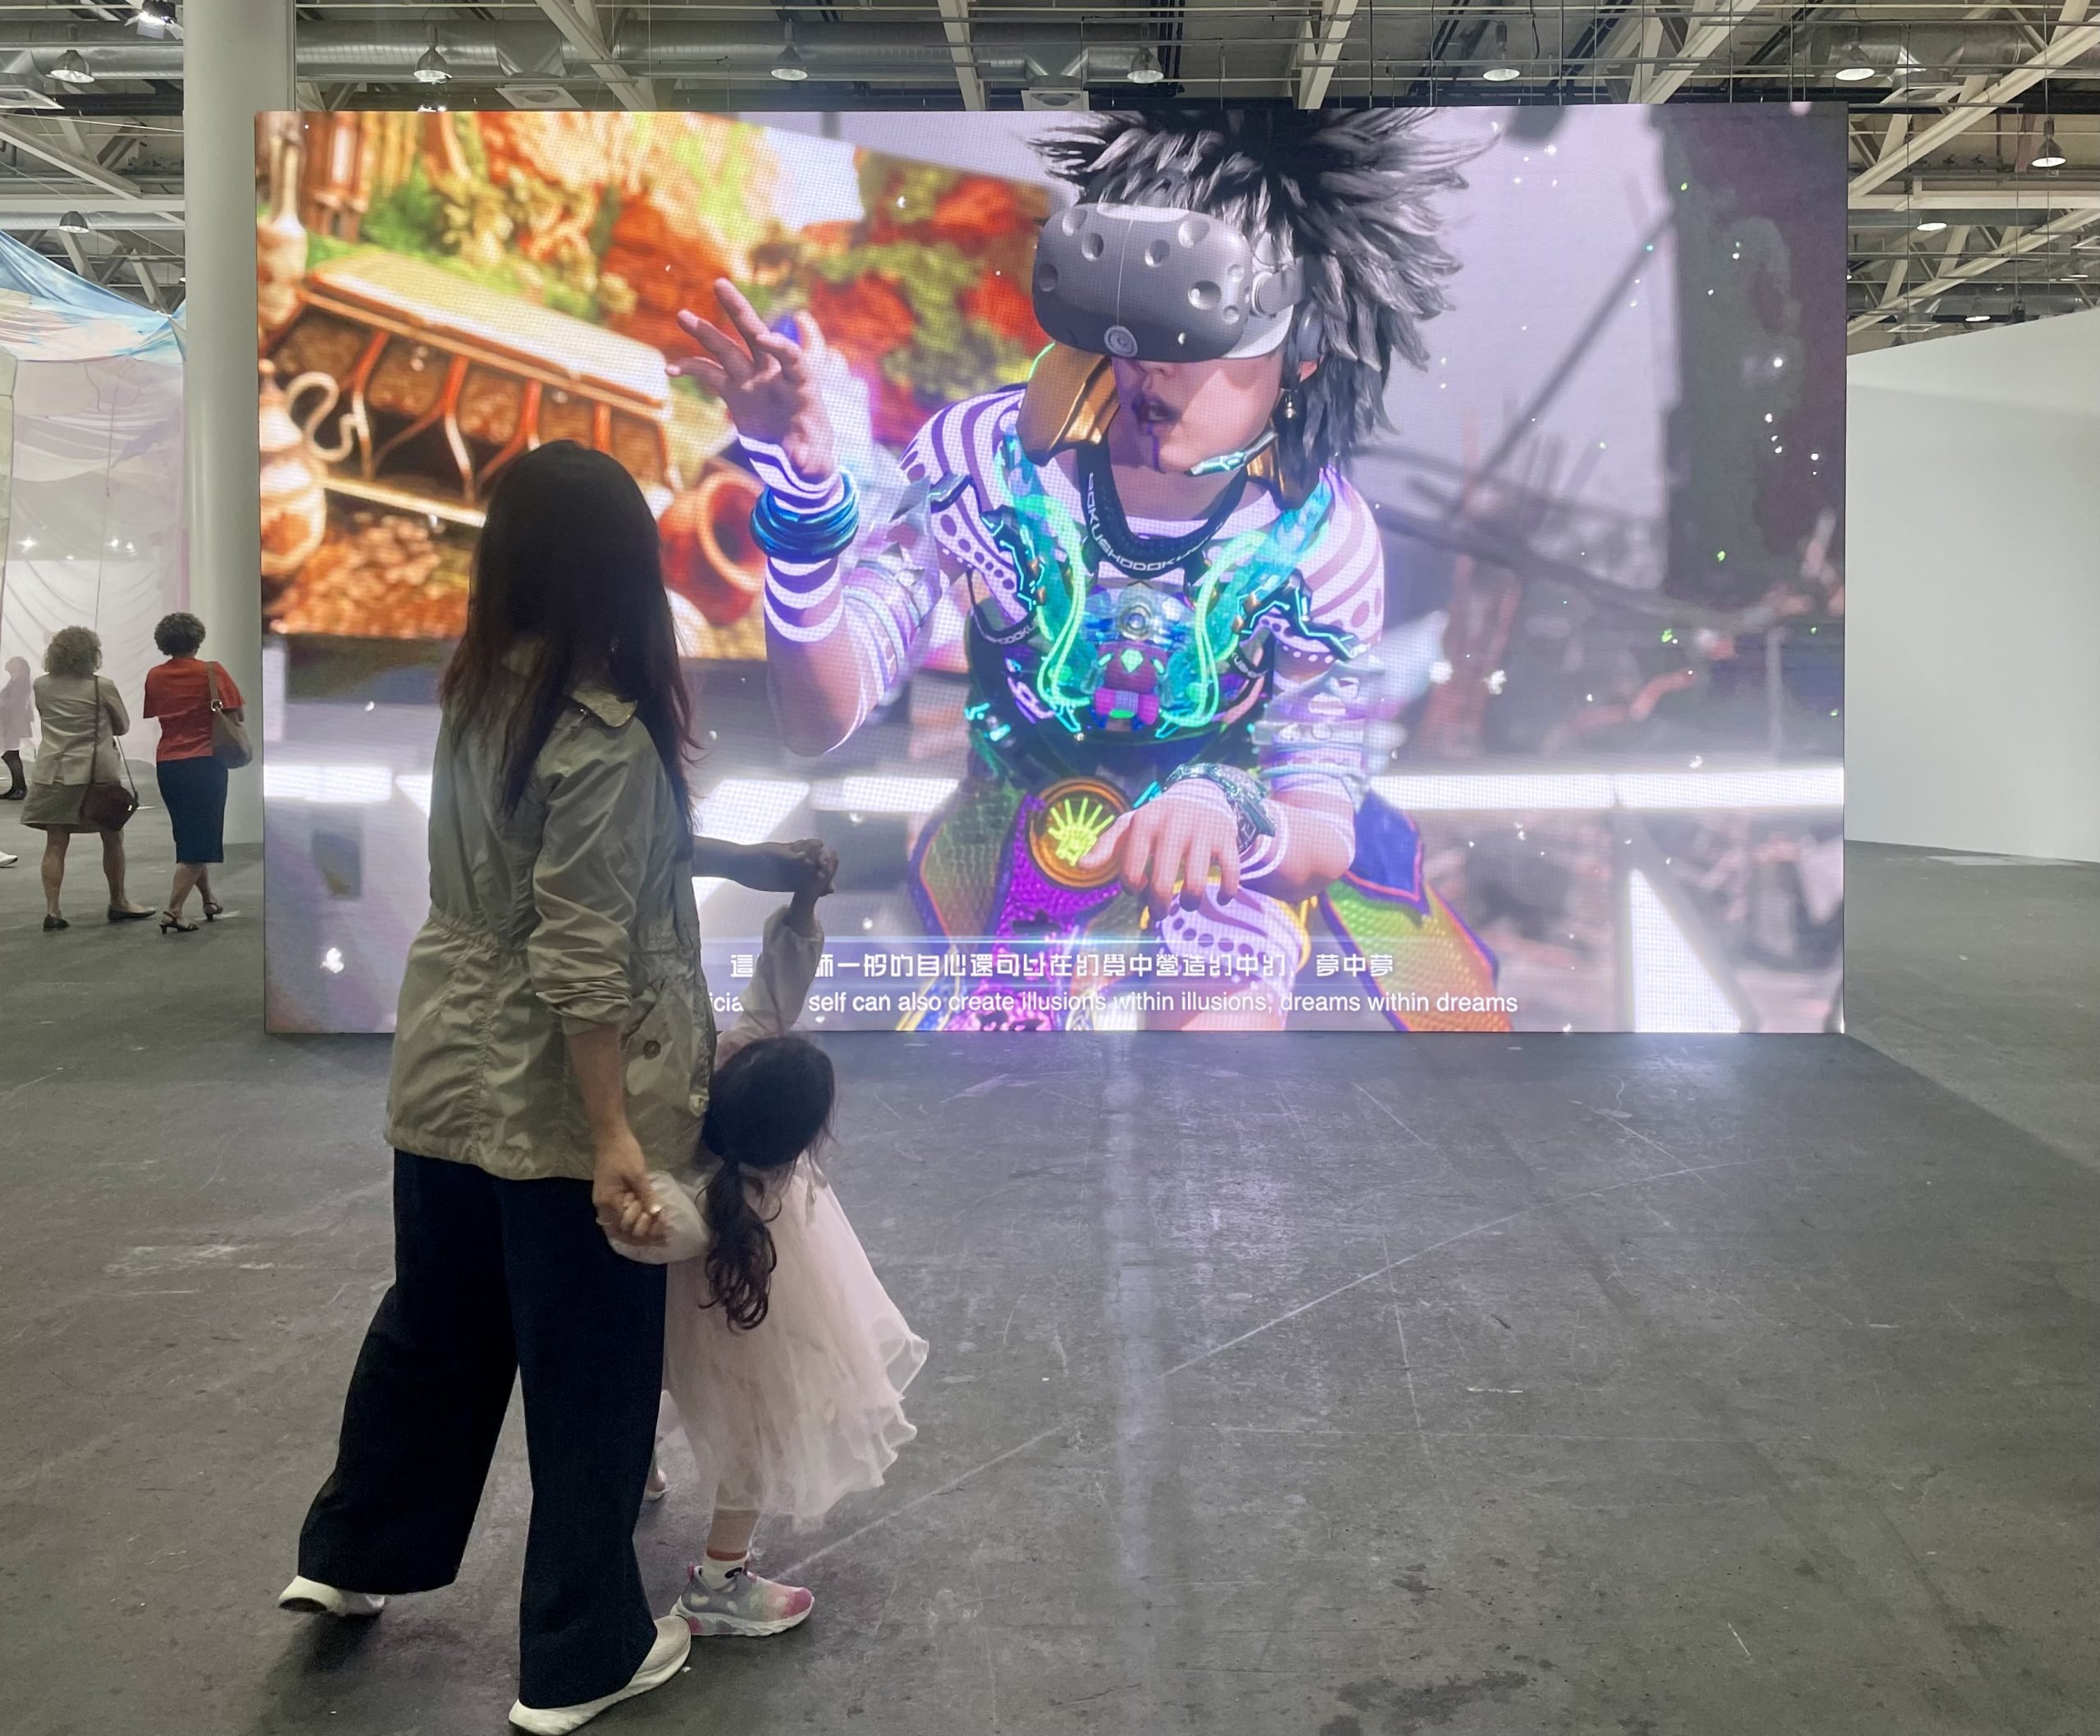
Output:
[184, 0, 294, 846]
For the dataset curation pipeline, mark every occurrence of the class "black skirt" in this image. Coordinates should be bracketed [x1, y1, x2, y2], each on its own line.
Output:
[157, 754, 229, 863]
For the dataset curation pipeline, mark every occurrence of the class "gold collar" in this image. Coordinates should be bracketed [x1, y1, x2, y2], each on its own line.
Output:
[1014, 343, 1305, 505]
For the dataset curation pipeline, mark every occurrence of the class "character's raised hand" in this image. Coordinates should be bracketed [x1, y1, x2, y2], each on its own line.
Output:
[672, 278, 838, 485]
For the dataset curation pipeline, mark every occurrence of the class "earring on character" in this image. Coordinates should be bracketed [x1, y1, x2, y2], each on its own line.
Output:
[1278, 388, 1299, 423]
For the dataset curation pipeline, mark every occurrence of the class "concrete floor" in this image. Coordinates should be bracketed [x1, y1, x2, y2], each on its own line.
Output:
[2, 804, 2096, 1736]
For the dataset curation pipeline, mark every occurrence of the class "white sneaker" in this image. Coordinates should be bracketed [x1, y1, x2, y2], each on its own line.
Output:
[508, 1615, 690, 1734]
[0, 851, 16, 867]
[642, 1457, 669, 1503]
[278, 1574, 386, 1618]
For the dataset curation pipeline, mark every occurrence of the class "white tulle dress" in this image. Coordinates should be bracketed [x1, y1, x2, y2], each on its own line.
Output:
[628, 907, 927, 1531]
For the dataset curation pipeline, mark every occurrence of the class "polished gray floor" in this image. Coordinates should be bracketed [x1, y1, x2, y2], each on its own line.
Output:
[2, 805, 2095, 1736]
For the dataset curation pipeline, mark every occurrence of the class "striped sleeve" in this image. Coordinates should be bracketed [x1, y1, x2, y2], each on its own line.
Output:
[1280, 476, 1385, 658]
[901, 388, 1028, 603]
[760, 393, 1013, 738]
[1252, 474, 1386, 809]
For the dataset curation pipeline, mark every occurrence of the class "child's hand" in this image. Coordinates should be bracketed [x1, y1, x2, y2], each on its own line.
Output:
[606, 1173, 710, 1265]
[788, 845, 839, 926]
[722, 837, 829, 894]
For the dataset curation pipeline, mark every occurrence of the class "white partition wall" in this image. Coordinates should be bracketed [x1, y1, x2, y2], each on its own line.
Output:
[0, 241, 185, 749]
[1847, 309, 2100, 864]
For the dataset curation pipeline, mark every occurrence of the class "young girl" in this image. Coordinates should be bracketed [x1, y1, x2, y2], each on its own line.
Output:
[614, 847, 926, 1637]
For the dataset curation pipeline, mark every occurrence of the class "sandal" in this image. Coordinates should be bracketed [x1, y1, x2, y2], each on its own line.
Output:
[202, 899, 225, 921]
[159, 910, 200, 934]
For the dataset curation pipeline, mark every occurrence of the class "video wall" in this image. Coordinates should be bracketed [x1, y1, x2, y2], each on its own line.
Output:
[256, 107, 1845, 1035]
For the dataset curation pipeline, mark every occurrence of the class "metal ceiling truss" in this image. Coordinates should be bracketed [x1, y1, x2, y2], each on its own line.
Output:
[0, 2, 2093, 338]
[1849, 204, 2100, 327]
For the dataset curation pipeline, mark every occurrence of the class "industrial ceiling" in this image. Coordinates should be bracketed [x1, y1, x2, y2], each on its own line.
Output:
[0, 2, 2094, 345]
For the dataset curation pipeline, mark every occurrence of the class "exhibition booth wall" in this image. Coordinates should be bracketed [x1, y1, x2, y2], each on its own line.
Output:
[0, 235, 186, 752]
[1847, 307, 2100, 864]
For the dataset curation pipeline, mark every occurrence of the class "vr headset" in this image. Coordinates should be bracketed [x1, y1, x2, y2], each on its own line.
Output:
[1031, 201, 1303, 365]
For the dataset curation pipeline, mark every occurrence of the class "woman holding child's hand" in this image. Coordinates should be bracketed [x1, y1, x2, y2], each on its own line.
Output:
[283, 443, 828, 1735]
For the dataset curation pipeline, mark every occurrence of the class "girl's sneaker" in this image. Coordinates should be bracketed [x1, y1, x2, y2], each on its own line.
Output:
[673, 1559, 814, 1638]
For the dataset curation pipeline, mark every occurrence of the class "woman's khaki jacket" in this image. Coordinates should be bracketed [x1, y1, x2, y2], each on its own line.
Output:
[386, 680, 714, 1181]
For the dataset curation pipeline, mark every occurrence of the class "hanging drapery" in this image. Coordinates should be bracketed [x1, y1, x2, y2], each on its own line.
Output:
[0, 232, 185, 741]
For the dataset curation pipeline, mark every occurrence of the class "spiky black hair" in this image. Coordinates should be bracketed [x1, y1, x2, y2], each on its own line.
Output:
[1035, 108, 1474, 480]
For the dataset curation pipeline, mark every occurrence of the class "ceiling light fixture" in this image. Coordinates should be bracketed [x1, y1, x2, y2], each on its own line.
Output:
[134, 0, 178, 30]
[770, 22, 810, 81]
[2029, 126, 2066, 171]
[1964, 312, 1990, 323]
[51, 49, 95, 86]
[1915, 218, 1947, 233]
[1126, 44, 1165, 84]
[1483, 22, 1521, 80]
[1022, 68, 1090, 112]
[413, 45, 452, 85]
[1833, 40, 1876, 82]
[58, 210, 91, 235]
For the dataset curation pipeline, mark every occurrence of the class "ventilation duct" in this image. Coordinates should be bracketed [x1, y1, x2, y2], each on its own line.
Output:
[0, 20, 1179, 88]
[0, 16, 2077, 89]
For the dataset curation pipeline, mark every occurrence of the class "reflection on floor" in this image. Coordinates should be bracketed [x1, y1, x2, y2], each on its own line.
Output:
[1, 818, 2095, 1735]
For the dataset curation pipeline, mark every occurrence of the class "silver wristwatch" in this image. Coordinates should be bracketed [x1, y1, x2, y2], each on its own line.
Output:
[1160, 763, 1277, 857]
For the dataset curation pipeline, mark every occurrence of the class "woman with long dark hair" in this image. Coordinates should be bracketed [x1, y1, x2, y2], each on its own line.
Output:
[283, 442, 826, 1734]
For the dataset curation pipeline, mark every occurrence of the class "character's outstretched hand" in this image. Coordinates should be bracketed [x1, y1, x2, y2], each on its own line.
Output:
[1080, 785, 1241, 911]
[671, 278, 838, 485]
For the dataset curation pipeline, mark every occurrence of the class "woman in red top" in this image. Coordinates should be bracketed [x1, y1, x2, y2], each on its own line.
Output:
[141, 611, 244, 933]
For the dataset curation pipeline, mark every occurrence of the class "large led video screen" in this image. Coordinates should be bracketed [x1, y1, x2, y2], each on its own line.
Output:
[257, 106, 1844, 1035]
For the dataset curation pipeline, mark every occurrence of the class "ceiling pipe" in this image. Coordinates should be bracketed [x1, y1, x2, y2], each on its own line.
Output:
[0, 16, 2088, 87]
[0, 20, 1154, 85]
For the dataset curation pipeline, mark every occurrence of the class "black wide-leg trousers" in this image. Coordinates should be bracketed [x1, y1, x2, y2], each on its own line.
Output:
[297, 1152, 666, 1709]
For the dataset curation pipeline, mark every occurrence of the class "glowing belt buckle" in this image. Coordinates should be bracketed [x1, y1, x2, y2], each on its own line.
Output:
[1027, 777, 1132, 891]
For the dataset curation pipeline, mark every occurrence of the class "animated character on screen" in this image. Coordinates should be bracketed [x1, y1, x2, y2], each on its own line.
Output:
[674, 110, 1507, 1030]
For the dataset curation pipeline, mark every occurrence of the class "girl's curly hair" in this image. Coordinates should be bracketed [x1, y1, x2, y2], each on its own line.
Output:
[1035, 108, 1475, 479]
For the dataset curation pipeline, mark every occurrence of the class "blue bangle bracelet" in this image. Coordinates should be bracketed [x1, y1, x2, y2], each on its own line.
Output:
[751, 473, 861, 562]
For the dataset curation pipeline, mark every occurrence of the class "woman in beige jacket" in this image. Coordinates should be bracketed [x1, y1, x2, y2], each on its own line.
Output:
[281, 443, 824, 1735]
[21, 626, 156, 929]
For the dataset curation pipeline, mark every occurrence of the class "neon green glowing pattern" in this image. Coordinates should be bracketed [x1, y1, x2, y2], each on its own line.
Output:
[981, 429, 1340, 740]
[1042, 790, 1119, 866]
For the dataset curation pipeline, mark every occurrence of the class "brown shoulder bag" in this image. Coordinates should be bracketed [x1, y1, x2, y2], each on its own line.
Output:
[207, 662, 253, 769]
[81, 692, 138, 829]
